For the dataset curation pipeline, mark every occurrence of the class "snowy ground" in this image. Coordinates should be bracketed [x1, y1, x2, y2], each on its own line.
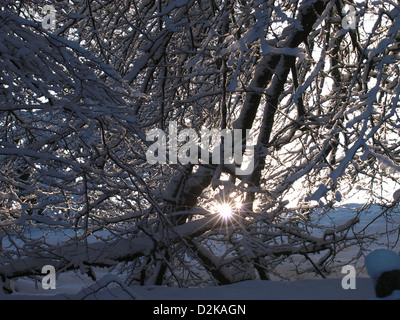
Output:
[1, 202, 399, 300]
[3, 276, 375, 300]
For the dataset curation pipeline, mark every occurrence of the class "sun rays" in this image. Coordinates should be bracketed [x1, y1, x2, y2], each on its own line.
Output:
[207, 196, 245, 235]
[216, 203, 234, 219]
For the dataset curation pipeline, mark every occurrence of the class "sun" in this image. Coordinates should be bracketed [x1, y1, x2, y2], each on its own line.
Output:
[207, 198, 244, 234]
[217, 203, 234, 219]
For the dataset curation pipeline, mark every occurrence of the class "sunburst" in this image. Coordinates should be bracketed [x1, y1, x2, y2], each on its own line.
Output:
[209, 195, 245, 235]
[216, 203, 234, 219]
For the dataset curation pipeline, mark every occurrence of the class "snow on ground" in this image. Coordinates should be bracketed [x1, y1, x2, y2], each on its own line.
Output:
[2, 276, 375, 300]
[1, 203, 399, 300]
